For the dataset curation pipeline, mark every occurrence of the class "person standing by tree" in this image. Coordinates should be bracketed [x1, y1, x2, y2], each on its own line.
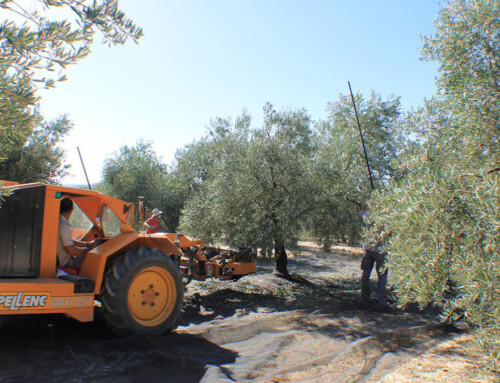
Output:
[144, 208, 162, 234]
[360, 206, 391, 308]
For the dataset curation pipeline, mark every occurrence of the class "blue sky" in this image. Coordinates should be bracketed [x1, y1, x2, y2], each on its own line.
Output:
[36, 0, 442, 184]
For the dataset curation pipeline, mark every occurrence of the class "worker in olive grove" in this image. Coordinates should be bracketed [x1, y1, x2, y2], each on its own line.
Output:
[57, 197, 96, 270]
[360, 206, 392, 307]
[144, 207, 162, 234]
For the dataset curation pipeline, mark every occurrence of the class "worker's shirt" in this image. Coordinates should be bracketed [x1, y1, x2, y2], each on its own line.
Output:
[361, 210, 383, 253]
[57, 215, 73, 266]
[144, 217, 160, 234]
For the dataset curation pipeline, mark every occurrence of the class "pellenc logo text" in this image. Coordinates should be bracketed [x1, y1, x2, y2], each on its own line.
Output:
[0, 293, 48, 311]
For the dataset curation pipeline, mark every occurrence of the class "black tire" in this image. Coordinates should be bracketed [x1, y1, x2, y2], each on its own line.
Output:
[101, 247, 184, 337]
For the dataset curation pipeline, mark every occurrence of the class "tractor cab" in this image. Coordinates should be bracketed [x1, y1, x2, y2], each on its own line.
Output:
[0, 182, 135, 279]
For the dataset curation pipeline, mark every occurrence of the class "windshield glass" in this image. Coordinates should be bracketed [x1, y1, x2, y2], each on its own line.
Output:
[69, 203, 93, 240]
[102, 206, 121, 238]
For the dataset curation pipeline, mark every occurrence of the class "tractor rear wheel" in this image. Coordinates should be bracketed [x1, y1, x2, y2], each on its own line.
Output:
[101, 247, 184, 337]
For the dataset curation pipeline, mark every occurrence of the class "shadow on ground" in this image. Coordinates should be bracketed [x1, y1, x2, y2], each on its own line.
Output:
[0, 315, 237, 383]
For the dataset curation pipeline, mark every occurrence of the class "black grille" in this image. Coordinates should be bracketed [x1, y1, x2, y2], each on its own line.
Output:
[0, 186, 45, 277]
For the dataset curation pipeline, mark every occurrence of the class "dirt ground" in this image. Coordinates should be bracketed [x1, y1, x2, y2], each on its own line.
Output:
[0, 242, 497, 382]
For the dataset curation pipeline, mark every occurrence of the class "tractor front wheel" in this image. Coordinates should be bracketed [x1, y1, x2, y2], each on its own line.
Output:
[101, 247, 184, 337]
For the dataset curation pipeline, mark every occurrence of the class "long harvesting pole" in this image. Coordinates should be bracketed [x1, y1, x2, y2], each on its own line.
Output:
[348, 81, 374, 190]
[77, 146, 92, 190]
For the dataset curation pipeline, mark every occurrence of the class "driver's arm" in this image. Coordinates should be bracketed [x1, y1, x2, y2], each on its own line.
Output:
[64, 243, 88, 257]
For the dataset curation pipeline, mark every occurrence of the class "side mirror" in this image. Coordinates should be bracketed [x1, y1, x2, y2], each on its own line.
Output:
[137, 196, 145, 221]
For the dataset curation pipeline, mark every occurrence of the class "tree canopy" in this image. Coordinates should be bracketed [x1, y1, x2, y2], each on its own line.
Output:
[310, 91, 403, 249]
[174, 105, 316, 275]
[368, 0, 500, 368]
[0, 114, 73, 183]
[101, 140, 169, 228]
[0, 0, 142, 177]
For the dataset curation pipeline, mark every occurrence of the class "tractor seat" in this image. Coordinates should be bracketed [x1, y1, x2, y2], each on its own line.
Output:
[56, 266, 79, 277]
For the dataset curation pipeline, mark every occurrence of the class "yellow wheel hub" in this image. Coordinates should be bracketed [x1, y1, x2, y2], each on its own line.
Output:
[127, 266, 177, 327]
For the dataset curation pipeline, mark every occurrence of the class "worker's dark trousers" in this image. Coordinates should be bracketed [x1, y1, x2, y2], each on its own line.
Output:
[361, 250, 388, 305]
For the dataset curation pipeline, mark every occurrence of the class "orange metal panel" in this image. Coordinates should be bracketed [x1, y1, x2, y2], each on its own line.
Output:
[79, 232, 139, 293]
[142, 235, 183, 256]
[0, 180, 19, 186]
[176, 233, 205, 248]
[40, 188, 61, 277]
[0, 278, 94, 322]
[231, 261, 257, 275]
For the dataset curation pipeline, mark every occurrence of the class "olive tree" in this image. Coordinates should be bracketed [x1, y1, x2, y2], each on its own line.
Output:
[178, 105, 315, 276]
[0, 0, 142, 173]
[0, 115, 73, 183]
[176, 113, 252, 242]
[311, 91, 403, 249]
[369, 0, 500, 368]
[101, 140, 169, 228]
[245, 104, 314, 276]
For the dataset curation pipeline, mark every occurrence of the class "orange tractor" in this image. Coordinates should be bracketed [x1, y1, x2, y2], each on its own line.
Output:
[0, 181, 256, 336]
